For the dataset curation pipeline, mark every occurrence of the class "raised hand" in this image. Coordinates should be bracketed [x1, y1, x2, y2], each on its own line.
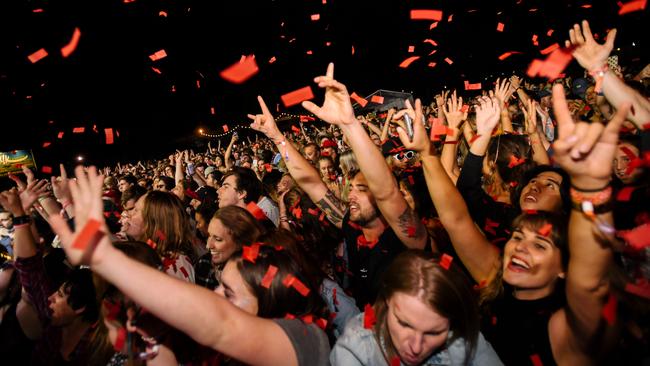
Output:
[393, 99, 434, 156]
[48, 166, 111, 266]
[9, 169, 49, 213]
[0, 189, 26, 217]
[566, 20, 616, 72]
[551, 84, 630, 189]
[301, 63, 357, 126]
[474, 96, 501, 135]
[248, 96, 283, 142]
[509, 75, 522, 91]
[492, 78, 513, 108]
[442, 90, 467, 129]
[524, 98, 539, 135]
[52, 164, 72, 203]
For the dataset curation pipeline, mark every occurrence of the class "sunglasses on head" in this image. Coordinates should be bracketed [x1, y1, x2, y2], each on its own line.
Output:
[393, 151, 415, 161]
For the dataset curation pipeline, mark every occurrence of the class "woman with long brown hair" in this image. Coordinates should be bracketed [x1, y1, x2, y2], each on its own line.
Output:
[331, 250, 501, 365]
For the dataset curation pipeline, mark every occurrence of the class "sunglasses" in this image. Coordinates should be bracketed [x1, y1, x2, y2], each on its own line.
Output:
[393, 151, 415, 161]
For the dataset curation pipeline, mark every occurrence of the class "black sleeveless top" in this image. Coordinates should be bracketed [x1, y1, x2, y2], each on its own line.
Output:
[341, 213, 405, 308]
[0, 301, 35, 360]
[481, 286, 565, 366]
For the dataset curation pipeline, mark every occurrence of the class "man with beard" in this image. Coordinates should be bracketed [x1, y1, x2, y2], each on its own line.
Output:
[247, 67, 429, 306]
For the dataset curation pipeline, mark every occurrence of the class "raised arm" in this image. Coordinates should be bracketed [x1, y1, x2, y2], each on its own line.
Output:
[549, 84, 629, 358]
[48, 167, 302, 366]
[248, 96, 346, 229]
[523, 98, 551, 165]
[440, 90, 467, 182]
[379, 108, 395, 143]
[492, 78, 514, 133]
[395, 98, 501, 283]
[302, 63, 428, 249]
[567, 20, 650, 129]
[224, 134, 238, 170]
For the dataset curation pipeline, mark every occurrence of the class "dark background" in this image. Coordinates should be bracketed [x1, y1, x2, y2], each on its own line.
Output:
[0, 0, 647, 169]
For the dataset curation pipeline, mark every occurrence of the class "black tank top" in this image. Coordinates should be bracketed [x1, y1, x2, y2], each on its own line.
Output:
[0, 301, 35, 360]
[481, 286, 564, 366]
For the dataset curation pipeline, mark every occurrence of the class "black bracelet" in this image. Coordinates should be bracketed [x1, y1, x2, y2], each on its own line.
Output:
[12, 215, 32, 226]
[570, 181, 611, 193]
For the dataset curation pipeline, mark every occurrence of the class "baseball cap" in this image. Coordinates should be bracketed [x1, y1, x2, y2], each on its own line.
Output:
[204, 166, 216, 178]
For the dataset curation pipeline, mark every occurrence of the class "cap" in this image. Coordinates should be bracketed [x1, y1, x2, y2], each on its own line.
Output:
[204, 166, 216, 178]
[571, 78, 590, 98]
[534, 89, 552, 99]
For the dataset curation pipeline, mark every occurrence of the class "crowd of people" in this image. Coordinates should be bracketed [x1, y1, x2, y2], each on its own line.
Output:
[0, 20, 649, 365]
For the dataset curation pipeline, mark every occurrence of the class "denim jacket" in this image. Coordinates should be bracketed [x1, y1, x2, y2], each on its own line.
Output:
[320, 278, 361, 337]
[330, 313, 503, 366]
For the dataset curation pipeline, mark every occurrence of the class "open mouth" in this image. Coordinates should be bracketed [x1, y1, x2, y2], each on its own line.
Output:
[507, 256, 530, 271]
[524, 194, 537, 203]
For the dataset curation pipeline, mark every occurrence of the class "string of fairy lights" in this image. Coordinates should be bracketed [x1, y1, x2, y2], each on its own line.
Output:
[198, 113, 316, 138]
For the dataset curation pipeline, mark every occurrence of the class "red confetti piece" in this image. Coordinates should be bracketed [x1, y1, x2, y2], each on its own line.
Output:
[444, 57, 453, 65]
[159, 11, 167, 17]
[407, 226, 416, 237]
[281, 86, 314, 108]
[496, 22, 505, 32]
[33, 8, 44, 13]
[28, 48, 48, 63]
[72, 219, 103, 250]
[146, 239, 157, 249]
[390, 357, 401, 366]
[285, 313, 296, 320]
[114, 327, 127, 351]
[439, 253, 453, 270]
[351, 45, 355, 55]
[155, 230, 166, 242]
[104, 128, 114, 145]
[41, 166, 52, 174]
[464, 80, 482, 90]
[602, 293, 617, 326]
[269, 56, 276, 64]
[540, 43, 560, 55]
[582, 4, 593, 8]
[447, 14, 454, 22]
[546, 29, 554, 36]
[625, 282, 650, 299]
[370, 95, 384, 104]
[429, 22, 438, 29]
[498, 51, 522, 60]
[42, 142, 51, 148]
[332, 287, 339, 305]
[423, 39, 438, 47]
[222, 125, 229, 132]
[473, 280, 488, 290]
[315, 317, 328, 330]
[151, 66, 162, 74]
[307, 208, 319, 216]
[291, 125, 301, 133]
[310, 14, 320, 21]
[149, 49, 167, 61]
[61, 27, 81, 58]
[399, 56, 420, 68]
[407, 45, 415, 53]
[73, 127, 85, 133]
[530, 354, 543, 366]
[242, 244, 260, 264]
[468, 134, 481, 145]
[407, 175, 415, 185]
[261, 265, 278, 288]
[291, 277, 310, 296]
[363, 304, 376, 329]
[538, 223, 552, 237]
[618, 0, 647, 15]
[428, 62, 437, 68]
[350, 92, 368, 107]
[410, 9, 443, 21]
[616, 186, 635, 201]
[300, 115, 315, 122]
[508, 155, 526, 168]
[301, 314, 313, 324]
[618, 223, 650, 250]
[247, 201, 267, 221]
[306, 50, 313, 55]
[220, 55, 259, 84]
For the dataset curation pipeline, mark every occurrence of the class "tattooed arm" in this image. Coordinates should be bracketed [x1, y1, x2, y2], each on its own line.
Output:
[300, 64, 428, 249]
[314, 190, 347, 229]
[248, 96, 346, 229]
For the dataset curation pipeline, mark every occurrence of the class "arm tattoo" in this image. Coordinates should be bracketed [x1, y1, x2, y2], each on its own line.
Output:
[316, 190, 347, 226]
[397, 206, 426, 239]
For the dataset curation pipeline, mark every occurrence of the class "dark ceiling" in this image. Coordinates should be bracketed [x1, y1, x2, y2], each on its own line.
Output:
[0, 0, 646, 168]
